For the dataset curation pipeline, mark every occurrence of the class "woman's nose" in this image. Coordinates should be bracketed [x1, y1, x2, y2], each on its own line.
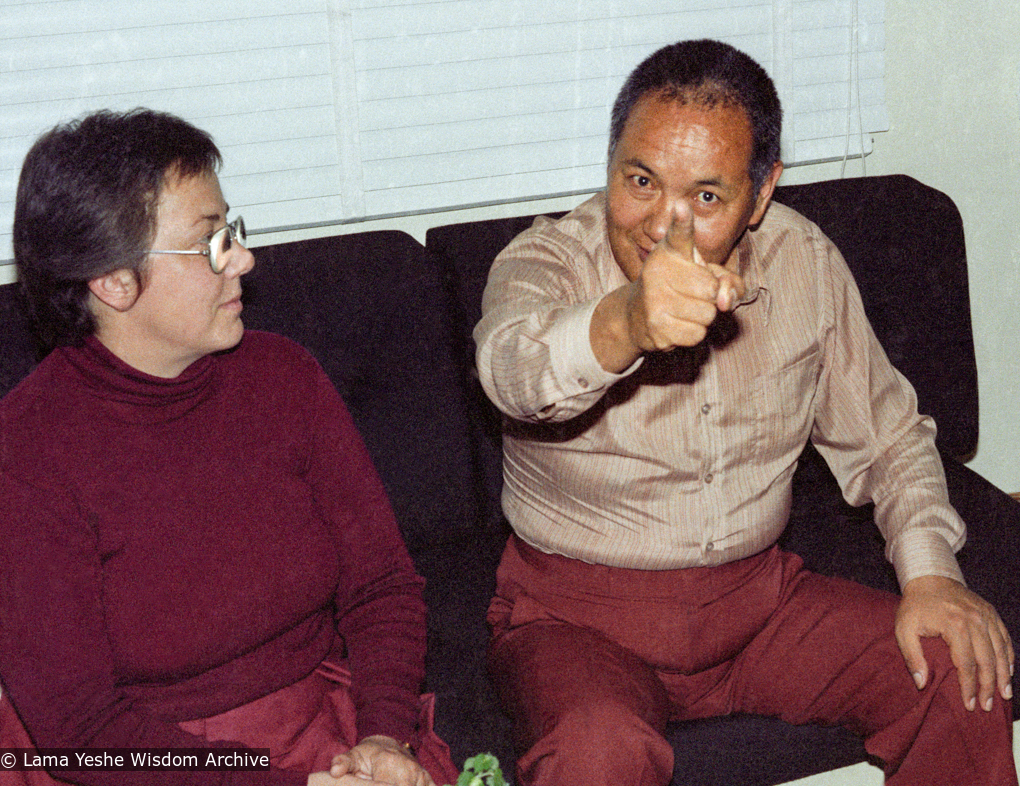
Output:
[224, 241, 255, 277]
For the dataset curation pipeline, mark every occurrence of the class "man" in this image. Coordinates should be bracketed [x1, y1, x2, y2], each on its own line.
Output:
[474, 39, 1016, 786]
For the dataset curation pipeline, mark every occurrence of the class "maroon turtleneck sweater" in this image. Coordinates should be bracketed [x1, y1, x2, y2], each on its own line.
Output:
[0, 331, 427, 785]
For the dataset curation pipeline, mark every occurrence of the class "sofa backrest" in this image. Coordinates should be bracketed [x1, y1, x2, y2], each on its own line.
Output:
[773, 175, 977, 459]
[241, 230, 480, 555]
[425, 215, 567, 529]
[427, 174, 979, 467]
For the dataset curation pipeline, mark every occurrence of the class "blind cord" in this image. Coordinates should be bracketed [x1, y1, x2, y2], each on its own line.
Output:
[841, 0, 867, 177]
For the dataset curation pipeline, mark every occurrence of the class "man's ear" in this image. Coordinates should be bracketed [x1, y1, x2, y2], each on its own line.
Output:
[749, 160, 784, 227]
[87, 269, 140, 312]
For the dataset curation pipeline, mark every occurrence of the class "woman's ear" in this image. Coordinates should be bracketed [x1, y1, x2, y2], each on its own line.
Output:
[88, 269, 140, 312]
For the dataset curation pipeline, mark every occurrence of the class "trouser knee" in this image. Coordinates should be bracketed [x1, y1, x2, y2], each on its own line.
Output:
[516, 701, 674, 786]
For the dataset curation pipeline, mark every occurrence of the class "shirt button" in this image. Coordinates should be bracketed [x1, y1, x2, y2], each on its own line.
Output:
[701, 403, 712, 415]
[704, 473, 714, 484]
[578, 377, 589, 389]
[706, 541, 715, 552]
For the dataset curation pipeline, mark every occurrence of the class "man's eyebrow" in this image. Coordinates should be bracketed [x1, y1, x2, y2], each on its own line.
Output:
[621, 158, 655, 174]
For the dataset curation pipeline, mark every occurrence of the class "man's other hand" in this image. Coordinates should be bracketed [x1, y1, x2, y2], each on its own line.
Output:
[896, 574, 1014, 711]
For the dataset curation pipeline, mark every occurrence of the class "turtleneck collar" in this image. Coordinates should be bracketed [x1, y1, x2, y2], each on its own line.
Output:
[58, 335, 219, 423]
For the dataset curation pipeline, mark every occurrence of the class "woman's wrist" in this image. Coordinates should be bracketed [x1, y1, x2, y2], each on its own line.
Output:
[360, 734, 416, 756]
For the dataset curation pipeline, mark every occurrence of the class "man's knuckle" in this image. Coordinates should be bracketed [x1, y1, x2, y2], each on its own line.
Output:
[962, 606, 986, 625]
[959, 658, 978, 675]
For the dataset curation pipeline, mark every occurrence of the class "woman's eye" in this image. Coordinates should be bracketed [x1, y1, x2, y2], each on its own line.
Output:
[698, 191, 718, 204]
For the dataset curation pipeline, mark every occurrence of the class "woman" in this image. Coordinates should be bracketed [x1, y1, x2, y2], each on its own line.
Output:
[0, 109, 458, 786]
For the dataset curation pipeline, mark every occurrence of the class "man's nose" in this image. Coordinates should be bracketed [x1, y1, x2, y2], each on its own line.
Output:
[645, 197, 691, 245]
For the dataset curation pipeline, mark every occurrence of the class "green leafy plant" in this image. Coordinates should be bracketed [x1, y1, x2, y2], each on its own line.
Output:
[454, 753, 505, 786]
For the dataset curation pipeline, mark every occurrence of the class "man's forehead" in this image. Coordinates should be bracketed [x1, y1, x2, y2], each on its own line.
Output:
[636, 88, 751, 129]
[620, 94, 753, 158]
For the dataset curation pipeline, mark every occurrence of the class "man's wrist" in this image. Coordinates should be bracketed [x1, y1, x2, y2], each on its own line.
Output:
[591, 285, 643, 373]
[889, 529, 965, 592]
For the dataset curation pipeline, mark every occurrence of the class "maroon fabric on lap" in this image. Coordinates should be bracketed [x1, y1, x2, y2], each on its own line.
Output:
[1, 663, 457, 786]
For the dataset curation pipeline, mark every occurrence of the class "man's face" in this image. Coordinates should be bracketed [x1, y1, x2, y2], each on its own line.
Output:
[606, 91, 778, 281]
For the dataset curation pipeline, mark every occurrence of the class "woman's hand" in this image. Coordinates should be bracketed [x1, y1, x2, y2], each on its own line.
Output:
[326, 735, 437, 786]
[307, 771, 384, 786]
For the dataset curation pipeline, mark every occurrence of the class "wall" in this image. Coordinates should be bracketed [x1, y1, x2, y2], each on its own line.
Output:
[851, 0, 1020, 494]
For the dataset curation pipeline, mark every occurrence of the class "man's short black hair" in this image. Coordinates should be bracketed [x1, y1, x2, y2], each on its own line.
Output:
[13, 108, 222, 349]
[609, 39, 782, 189]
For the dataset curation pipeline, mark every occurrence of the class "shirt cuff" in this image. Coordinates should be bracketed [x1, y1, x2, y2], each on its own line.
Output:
[547, 297, 642, 395]
[889, 527, 966, 591]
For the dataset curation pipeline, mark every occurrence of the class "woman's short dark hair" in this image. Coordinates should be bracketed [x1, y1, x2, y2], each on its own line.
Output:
[609, 39, 782, 190]
[13, 108, 222, 349]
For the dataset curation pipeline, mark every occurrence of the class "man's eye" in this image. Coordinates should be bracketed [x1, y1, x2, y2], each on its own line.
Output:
[698, 192, 718, 204]
[631, 175, 651, 188]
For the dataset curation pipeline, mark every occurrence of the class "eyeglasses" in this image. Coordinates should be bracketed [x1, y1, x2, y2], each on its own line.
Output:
[148, 216, 246, 274]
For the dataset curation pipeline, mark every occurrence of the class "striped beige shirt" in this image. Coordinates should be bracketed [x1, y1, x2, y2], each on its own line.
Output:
[475, 192, 965, 589]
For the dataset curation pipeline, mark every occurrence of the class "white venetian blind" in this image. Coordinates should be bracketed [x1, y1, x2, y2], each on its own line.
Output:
[0, 0, 346, 266]
[0, 0, 886, 266]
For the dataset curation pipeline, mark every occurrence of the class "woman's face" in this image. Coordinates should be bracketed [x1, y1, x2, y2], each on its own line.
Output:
[105, 170, 255, 378]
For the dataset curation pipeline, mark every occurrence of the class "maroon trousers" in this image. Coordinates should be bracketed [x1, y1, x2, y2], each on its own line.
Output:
[488, 536, 1016, 786]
